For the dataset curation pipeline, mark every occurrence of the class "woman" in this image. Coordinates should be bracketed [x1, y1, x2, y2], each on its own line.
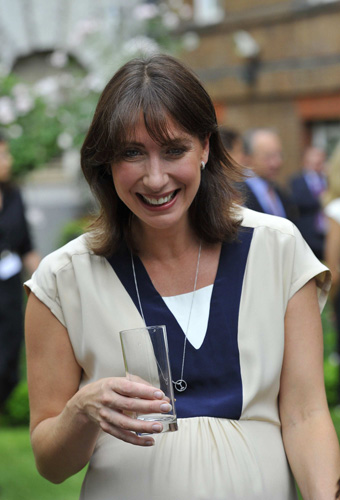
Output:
[25, 55, 340, 500]
[324, 142, 340, 402]
[0, 131, 40, 407]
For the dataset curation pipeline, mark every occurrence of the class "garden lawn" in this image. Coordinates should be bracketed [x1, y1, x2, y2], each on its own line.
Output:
[0, 426, 86, 500]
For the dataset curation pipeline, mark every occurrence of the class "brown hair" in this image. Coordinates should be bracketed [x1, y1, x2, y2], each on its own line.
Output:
[81, 54, 244, 256]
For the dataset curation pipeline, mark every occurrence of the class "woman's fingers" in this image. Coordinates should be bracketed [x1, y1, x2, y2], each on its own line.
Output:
[79, 377, 172, 444]
[99, 408, 164, 444]
[109, 377, 166, 400]
[102, 378, 172, 415]
[100, 419, 157, 446]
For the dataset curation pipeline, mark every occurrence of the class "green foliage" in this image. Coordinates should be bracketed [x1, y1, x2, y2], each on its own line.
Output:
[59, 217, 90, 246]
[9, 100, 62, 175]
[0, 71, 100, 178]
[324, 359, 338, 407]
[3, 380, 30, 426]
[322, 303, 339, 407]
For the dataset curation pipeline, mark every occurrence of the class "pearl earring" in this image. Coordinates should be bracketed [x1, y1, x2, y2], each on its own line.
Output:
[200, 161, 205, 170]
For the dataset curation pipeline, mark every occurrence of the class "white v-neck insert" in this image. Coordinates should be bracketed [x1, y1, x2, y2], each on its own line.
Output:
[162, 284, 213, 349]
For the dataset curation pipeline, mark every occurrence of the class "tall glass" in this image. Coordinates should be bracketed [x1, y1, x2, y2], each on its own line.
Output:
[119, 325, 178, 433]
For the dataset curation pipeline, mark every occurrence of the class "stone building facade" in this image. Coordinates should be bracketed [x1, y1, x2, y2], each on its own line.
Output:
[181, 0, 340, 180]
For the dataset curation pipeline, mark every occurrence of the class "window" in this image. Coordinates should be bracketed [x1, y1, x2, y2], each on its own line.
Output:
[193, 0, 224, 25]
[307, 120, 340, 156]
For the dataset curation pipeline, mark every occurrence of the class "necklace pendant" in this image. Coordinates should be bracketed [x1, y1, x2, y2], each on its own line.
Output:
[174, 379, 187, 392]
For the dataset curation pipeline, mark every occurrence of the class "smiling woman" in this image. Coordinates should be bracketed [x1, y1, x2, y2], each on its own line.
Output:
[24, 54, 340, 500]
[110, 116, 209, 236]
[80, 55, 242, 255]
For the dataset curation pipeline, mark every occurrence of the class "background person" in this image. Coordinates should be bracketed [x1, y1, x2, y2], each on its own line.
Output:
[25, 55, 340, 500]
[290, 146, 327, 260]
[241, 128, 298, 221]
[219, 127, 246, 165]
[0, 131, 40, 407]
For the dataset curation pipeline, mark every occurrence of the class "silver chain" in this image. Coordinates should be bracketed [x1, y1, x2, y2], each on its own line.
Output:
[131, 242, 202, 392]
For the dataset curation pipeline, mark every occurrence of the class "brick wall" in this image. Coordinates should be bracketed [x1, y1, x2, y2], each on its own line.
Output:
[180, 1, 340, 179]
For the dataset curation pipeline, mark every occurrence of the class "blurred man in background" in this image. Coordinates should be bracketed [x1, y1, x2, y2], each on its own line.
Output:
[219, 127, 246, 166]
[289, 146, 327, 260]
[241, 128, 298, 221]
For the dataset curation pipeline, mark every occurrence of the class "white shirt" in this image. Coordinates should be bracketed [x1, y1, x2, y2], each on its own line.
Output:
[325, 198, 340, 225]
[162, 285, 213, 349]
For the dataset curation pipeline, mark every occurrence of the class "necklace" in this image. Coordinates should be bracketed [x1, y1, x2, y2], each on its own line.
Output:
[131, 242, 202, 392]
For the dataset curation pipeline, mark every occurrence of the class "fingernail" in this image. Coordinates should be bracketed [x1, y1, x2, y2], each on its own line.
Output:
[152, 423, 162, 432]
[154, 390, 164, 399]
[160, 403, 172, 412]
[145, 440, 154, 446]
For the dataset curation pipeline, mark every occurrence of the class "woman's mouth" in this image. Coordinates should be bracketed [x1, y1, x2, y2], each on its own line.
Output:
[138, 190, 179, 207]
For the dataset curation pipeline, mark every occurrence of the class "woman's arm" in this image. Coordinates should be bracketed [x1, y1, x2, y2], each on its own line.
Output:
[279, 278, 340, 499]
[25, 293, 172, 484]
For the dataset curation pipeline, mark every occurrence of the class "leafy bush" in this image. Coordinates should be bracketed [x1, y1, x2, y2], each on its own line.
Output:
[0, 70, 99, 178]
[3, 381, 30, 426]
[322, 303, 339, 407]
[59, 217, 91, 246]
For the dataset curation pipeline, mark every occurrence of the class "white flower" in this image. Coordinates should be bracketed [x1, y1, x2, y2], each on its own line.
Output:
[11, 83, 35, 115]
[50, 51, 68, 68]
[15, 95, 34, 114]
[12, 83, 30, 97]
[34, 77, 61, 104]
[133, 3, 159, 20]
[83, 73, 104, 93]
[0, 96, 16, 124]
[57, 132, 73, 150]
[68, 18, 101, 46]
[162, 11, 180, 29]
[182, 32, 200, 51]
[123, 36, 160, 57]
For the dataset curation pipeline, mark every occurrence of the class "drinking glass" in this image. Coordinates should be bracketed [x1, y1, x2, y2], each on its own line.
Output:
[119, 325, 178, 434]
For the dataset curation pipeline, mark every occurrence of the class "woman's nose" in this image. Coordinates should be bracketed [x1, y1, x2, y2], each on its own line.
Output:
[143, 159, 168, 191]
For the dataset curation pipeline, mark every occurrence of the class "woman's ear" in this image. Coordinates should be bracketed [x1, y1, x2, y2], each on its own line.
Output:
[202, 134, 210, 164]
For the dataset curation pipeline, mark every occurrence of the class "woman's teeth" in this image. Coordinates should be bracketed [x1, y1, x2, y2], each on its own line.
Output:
[141, 191, 176, 206]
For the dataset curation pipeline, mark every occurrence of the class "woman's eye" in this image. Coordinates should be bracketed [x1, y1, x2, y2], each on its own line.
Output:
[123, 149, 142, 159]
[166, 148, 185, 157]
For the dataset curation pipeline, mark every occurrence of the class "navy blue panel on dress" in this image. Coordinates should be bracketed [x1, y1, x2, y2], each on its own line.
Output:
[107, 227, 254, 420]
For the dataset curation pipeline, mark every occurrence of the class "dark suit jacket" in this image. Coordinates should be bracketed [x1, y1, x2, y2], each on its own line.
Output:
[289, 174, 325, 260]
[239, 182, 299, 224]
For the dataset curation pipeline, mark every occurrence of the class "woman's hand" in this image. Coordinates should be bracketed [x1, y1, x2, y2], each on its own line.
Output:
[26, 293, 174, 482]
[74, 377, 172, 445]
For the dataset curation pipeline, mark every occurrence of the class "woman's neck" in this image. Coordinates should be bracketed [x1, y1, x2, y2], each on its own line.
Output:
[132, 219, 199, 262]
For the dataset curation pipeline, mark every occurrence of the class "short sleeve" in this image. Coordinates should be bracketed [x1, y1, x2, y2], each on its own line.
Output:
[324, 198, 340, 225]
[289, 223, 331, 311]
[24, 253, 66, 327]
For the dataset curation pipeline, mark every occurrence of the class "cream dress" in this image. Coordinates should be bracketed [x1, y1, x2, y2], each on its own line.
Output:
[25, 207, 330, 500]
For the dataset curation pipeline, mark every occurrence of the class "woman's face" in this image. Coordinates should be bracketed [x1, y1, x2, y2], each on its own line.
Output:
[111, 115, 209, 235]
[0, 142, 12, 183]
